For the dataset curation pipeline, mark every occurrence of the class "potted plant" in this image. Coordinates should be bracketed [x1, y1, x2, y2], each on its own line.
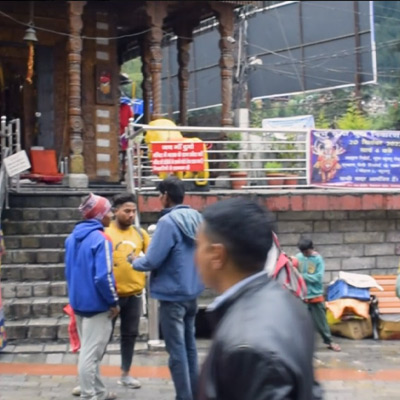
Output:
[264, 161, 285, 186]
[227, 133, 248, 190]
[277, 134, 301, 185]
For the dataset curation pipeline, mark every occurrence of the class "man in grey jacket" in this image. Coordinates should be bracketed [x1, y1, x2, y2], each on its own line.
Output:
[132, 177, 204, 400]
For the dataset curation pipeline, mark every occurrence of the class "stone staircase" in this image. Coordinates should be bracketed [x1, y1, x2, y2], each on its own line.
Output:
[1, 189, 148, 343]
[0, 188, 216, 343]
[1, 192, 82, 342]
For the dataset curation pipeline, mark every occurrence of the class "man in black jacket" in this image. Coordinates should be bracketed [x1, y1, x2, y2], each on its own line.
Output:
[195, 198, 318, 400]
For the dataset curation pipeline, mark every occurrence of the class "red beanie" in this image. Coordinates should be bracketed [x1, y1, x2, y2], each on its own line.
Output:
[79, 193, 112, 220]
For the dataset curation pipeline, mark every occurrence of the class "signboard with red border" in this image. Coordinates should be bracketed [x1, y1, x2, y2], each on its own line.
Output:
[151, 142, 205, 173]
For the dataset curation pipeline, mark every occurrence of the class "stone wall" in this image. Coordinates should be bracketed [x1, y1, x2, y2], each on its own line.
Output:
[138, 191, 400, 285]
[139, 201, 400, 285]
[275, 210, 400, 284]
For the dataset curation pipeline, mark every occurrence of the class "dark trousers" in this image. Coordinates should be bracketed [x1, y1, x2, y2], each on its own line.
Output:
[307, 301, 332, 345]
[112, 294, 142, 372]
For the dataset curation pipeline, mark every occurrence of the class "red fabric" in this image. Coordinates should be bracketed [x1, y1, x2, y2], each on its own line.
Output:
[120, 103, 133, 151]
[63, 304, 80, 353]
[22, 149, 64, 183]
[30, 150, 60, 175]
[271, 233, 308, 300]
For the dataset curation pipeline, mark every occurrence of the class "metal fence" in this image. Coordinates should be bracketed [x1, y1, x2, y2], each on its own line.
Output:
[0, 116, 22, 212]
[125, 122, 310, 191]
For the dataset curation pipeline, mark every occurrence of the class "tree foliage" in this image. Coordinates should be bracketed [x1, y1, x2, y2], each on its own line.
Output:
[336, 103, 370, 130]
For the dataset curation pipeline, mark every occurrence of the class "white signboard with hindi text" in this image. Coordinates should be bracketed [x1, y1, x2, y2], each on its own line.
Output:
[3, 150, 31, 177]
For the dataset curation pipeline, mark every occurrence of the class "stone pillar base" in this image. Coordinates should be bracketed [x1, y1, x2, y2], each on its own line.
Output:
[68, 173, 89, 188]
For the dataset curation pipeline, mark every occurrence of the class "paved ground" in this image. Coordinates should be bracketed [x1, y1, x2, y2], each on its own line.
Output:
[1, 338, 400, 399]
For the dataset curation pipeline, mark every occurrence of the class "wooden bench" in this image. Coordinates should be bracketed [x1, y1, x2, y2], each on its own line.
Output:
[370, 275, 400, 339]
[370, 275, 400, 314]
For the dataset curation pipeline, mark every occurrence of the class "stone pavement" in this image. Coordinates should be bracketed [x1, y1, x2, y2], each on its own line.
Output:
[1, 338, 400, 399]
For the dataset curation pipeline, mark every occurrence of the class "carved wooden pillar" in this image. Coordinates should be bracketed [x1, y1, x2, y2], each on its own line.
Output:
[149, 29, 163, 120]
[145, 2, 167, 120]
[210, 3, 235, 127]
[68, 1, 86, 175]
[140, 35, 152, 124]
[175, 22, 197, 126]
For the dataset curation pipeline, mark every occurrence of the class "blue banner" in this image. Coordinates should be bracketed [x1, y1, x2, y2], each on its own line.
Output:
[310, 130, 400, 187]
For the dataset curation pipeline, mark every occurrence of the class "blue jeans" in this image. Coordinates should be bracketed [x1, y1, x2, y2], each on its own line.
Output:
[159, 299, 198, 400]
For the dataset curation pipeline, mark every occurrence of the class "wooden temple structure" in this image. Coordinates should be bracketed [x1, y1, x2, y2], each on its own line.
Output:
[0, 1, 258, 184]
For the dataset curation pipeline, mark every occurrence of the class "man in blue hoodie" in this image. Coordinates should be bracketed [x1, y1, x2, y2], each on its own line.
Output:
[65, 193, 119, 400]
[132, 177, 204, 400]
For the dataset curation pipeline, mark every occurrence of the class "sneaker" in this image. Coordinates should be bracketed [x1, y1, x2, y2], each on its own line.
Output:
[72, 386, 117, 399]
[118, 376, 141, 389]
[72, 385, 81, 396]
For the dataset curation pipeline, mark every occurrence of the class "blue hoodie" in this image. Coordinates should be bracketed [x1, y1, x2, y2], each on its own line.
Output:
[133, 205, 205, 301]
[65, 219, 118, 314]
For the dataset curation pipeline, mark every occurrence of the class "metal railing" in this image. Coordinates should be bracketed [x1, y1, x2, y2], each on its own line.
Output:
[0, 116, 22, 214]
[125, 122, 309, 190]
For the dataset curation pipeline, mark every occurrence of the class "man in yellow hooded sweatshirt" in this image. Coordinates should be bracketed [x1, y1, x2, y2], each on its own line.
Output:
[106, 192, 150, 389]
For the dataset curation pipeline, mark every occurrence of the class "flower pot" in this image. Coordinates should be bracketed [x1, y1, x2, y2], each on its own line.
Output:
[284, 175, 299, 186]
[266, 172, 286, 186]
[230, 171, 248, 189]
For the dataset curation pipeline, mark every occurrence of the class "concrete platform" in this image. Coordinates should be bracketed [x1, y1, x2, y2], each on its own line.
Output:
[1, 338, 400, 399]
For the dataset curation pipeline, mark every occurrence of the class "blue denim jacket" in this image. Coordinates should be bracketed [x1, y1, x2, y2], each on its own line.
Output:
[133, 205, 205, 301]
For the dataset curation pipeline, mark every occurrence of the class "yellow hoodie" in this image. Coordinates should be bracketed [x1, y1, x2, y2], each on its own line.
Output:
[105, 221, 150, 296]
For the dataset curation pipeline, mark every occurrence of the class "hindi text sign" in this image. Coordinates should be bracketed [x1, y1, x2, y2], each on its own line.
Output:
[152, 142, 205, 173]
[310, 130, 400, 187]
[3, 150, 31, 177]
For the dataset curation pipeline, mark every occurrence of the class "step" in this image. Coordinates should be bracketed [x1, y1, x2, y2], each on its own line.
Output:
[5, 317, 69, 341]
[2, 220, 76, 235]
[4, 234, 68, 249]
[9, 194, 85, 208]
[4, 315, 149, 342]
[3, 296, 69, 319]
[2, 249, 65, 264]
[3, 207, 81, 221]
[8, 191, 120, 209]
[1, 281, 67, 299]
[0, 264, 65, 282]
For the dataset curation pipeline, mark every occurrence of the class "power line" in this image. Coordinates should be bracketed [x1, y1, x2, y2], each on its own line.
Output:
[0, 9, 172, 41]
[246, 37, 400, 71]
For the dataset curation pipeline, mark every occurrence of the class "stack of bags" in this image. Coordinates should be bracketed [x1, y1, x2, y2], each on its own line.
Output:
[326, 272, 382, 340]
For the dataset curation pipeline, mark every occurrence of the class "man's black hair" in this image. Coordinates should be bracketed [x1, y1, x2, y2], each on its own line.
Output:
[202, 198, 274, 273]
[157, 176, 185, 205]
[112, 192, 137, 208]
[297, 238, 314, 252]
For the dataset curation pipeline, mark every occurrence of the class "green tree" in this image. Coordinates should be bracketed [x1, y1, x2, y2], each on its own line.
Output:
[336, 103, 370, 130]
[315, 110, 330, 129]
[121, 58, 143, 99]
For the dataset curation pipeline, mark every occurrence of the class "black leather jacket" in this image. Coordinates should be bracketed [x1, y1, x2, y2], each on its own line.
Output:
[198, 273, 317, 400]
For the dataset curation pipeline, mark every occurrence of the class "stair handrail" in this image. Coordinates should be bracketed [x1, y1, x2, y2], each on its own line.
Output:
[0, 146, 10, 216]
[0, 116, 21, 215]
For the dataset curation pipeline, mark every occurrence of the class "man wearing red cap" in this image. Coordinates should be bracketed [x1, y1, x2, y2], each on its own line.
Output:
[65, 193, 119, 400]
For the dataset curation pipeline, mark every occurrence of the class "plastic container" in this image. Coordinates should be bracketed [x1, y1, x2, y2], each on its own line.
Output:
[326, 280, 370, 301]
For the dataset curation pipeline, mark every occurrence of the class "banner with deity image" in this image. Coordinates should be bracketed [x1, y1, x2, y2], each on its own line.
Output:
[310, 130, 400, 187]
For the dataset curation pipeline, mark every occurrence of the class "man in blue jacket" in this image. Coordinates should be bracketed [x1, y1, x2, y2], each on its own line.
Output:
[132, 177, 204, 400]
[65, 193, 119, 400]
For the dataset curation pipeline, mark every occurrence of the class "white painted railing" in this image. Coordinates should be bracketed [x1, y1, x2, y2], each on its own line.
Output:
[0, 116, 22, 211]
[126, 122, 309, 190]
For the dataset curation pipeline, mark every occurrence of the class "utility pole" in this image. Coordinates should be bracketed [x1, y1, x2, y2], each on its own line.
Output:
[353, 0, 362, 111]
